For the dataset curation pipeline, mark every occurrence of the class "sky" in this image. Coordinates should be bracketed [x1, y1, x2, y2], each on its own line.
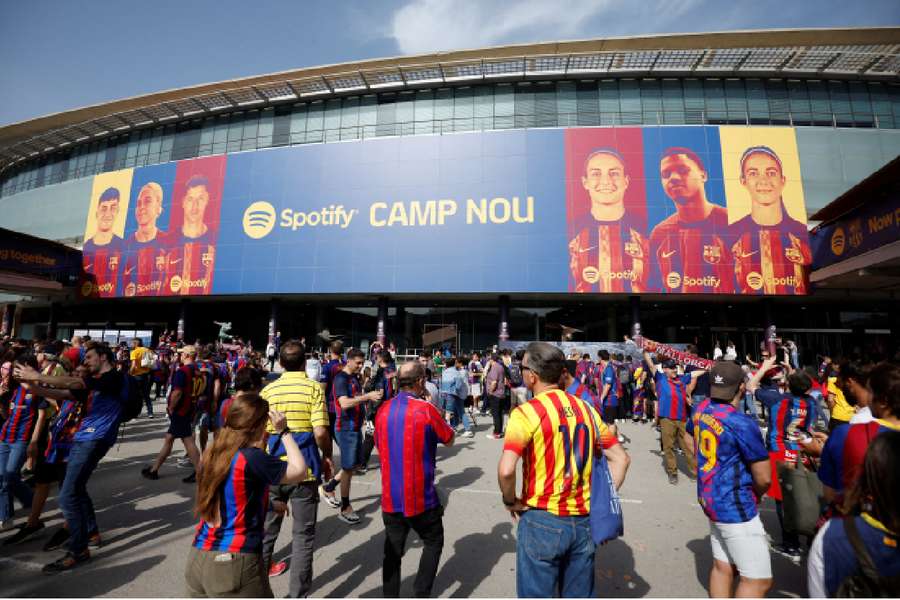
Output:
[1, 0, 898, 126]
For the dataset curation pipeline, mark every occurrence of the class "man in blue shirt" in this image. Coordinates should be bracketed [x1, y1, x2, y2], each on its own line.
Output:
[689, 361, 772, 598]
[16, 343, 125, 573]
[441, 357, 473, 438]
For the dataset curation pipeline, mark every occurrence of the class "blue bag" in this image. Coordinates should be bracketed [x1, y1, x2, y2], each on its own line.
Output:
[587, 409, 623, 544]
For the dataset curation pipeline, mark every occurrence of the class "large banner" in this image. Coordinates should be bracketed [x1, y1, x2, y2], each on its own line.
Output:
[79, 126, 811, 298]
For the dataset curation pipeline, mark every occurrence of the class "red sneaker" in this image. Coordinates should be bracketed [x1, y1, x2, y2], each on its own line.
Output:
[268, 561, 288, 577]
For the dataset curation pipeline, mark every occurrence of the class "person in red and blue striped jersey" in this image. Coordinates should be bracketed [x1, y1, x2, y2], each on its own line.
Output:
[374, 361, 454, 598]
[0, 355, 44, 530]
[187, 394, 306, 598]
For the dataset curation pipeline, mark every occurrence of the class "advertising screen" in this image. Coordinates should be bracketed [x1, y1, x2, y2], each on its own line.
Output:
[79, 126, 811, 298]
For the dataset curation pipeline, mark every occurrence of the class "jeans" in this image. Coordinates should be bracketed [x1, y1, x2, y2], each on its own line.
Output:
[516, 508, 595, 598]
[442, 394, 471, 432]
[59, 439, 110, 555]
[261, 482, 319, 598]
[383, 507, 444, 598]
[741, 391, 759, 419]
[0, 440, 33, 522]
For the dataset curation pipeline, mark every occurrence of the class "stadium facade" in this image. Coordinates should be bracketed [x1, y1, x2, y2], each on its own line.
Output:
[1, 28, 899, 356]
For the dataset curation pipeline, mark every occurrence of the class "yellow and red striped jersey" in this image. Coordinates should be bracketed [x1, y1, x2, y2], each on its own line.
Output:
[503, 388, 618, 516]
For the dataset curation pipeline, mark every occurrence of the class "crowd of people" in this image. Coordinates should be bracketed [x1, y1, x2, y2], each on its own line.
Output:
[0, 329, 897, 597]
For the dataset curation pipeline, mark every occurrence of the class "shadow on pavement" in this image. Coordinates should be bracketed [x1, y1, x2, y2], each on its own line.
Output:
[5, 555, 167, 597]
[433, 521, 515, 598]
[595, 538, 651, 598]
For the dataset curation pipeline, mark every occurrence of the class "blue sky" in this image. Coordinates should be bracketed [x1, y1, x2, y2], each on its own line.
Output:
[1, 0, 898, 126]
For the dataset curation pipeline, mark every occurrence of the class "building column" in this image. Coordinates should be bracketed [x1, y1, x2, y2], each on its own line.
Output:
[498, 295, 510, 343]
[47, 301, 60, 340]
[376, 296, 388, 346]
[177, 299, 188, 343]
[268, 299, 279, 347]
[0, 304, 13, 337]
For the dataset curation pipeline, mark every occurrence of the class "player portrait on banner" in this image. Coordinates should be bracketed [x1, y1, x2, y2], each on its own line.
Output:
[720, 127, 811, 295]
[82, 169, 133, 298]
[647, 134, 734, 295]
[122, 177, 171, 297]
[565, 129, 650, 294]
[162, 156, 226, 296]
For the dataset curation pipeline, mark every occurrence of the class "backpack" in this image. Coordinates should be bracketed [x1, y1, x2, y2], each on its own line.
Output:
[618, 365, 632, 384]
[836, 517, 900, 598]
[507, 361, 523, 387]
[141, 349, 154, 369]
[120, 373, 142, 423]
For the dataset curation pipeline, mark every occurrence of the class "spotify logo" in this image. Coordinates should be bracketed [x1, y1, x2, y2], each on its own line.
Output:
[243, 201, 277, 239]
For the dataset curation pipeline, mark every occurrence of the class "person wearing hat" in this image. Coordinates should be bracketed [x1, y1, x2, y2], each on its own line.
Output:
[141, 345, 201, 483]
[688, 360, 772, 598]
[643, 349, 705, 485]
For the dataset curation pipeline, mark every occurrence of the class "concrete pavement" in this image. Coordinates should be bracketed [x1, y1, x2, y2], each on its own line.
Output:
[0, 401, 807, 597]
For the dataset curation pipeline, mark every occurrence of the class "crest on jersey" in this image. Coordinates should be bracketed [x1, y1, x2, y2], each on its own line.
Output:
[155, 254, 166, 270]
[702, 245, 722, 265]
[785, 246, 804, 264]
[109, 255, 119, 269]
[624, 241, 643, 259]
[201, 248, 215, 267]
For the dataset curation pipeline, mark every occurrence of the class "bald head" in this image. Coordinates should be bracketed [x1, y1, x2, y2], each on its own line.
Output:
[398, 361, 426, 390]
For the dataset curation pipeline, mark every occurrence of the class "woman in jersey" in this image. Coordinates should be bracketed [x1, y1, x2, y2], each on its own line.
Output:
[0, 355, 44, 530]
[186, 393, 306, 597]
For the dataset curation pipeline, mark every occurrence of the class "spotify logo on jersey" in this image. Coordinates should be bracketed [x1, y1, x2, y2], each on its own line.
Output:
[243, 201, 277, 239]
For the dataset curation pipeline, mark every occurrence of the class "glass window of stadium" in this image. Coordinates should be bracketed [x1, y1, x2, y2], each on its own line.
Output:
[3, 78, 899, 198]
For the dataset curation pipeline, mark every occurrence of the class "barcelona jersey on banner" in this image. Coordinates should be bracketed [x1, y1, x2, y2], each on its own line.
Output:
[691, 398, 769, 524]
[731, 213, 811, 295]
[568, 213, 650, 293]
[163, 233, 216, 296]
[122, 236, 169, 297]
[650, 206, 735, 294]
[82, 238, 124, 298]
[503, 389, 618, 517]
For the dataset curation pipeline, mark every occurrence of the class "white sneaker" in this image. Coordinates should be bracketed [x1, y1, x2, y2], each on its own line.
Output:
[460, 430, 474, 438]
[617, 434, 625, 444]
[338, 509, 361, 525]
[0, 520, 14, 532]
[177, 457, 193, 468]
[320, 485, 341, 508]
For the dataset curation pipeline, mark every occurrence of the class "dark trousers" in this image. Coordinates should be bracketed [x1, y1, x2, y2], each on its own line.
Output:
[261, 482, 319, 598]
[134, 374, 152, 415]
[362, 430, 375, 466]
[383, 507, 444, 598]
[488, 395, 503, 435]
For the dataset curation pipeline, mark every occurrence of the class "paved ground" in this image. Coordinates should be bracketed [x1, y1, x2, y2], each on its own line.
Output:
[0, 399, 807, 597]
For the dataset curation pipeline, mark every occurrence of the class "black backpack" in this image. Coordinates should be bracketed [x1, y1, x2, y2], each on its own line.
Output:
[618, 365, 632, 384]
[835, 517, 900, 598]
[119, 373, 142, 423]
[508, 362, 523, 387]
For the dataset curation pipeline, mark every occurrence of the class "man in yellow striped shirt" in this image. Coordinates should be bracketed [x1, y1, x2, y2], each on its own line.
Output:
[260, 340, 333, 596]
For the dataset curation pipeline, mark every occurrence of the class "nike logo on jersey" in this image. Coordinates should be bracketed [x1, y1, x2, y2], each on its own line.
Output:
[740, 251, 758, 258]
[170, 258, 182, 264]
[662, 250, 676, 258]
[578, 246, 597, 253]
[124, 266, 135, 275]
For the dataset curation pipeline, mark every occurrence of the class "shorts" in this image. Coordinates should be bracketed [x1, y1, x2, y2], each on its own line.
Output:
[334, 429, 363, 471]
[602, 405, 618, 425]
[34, 460, 67, 485]
[168, 414, 195, 439]
[709, 514, 772, 579]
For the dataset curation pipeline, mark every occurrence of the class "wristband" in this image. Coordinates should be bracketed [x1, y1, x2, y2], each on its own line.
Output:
[279, 428, 292, 438]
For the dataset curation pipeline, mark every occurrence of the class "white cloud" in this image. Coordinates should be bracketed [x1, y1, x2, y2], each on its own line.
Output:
[389, 0, 703, 55]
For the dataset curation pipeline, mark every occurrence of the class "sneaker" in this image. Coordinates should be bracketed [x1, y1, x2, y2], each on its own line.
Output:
[0, 520, 14, 532]
[485, 433, 502, 440]
[3, 521, 45, 545]
[182, 471, 197, 484]
[42, 551, 90, 574]
[460, 430, 474, 438]
[268, 560, 288, 577]
[43, 527, 71, 552]
[177, 456, 193, 468]
[772, 544, 803, 563]
[668, 473, 679, 485]
[320, 486, 340, 509]
[354, 466, 368, 475]
[617, 433, 625, 444]
[141, 466, 159, 480]
[338, 509, 361, 525]
[146, 413, 154, 419]
[87, 530, 102, 549]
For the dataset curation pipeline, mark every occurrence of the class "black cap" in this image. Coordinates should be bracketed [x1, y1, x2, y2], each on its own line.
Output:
[710, 361, 745, 401]
[661, 358, 678, 369]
